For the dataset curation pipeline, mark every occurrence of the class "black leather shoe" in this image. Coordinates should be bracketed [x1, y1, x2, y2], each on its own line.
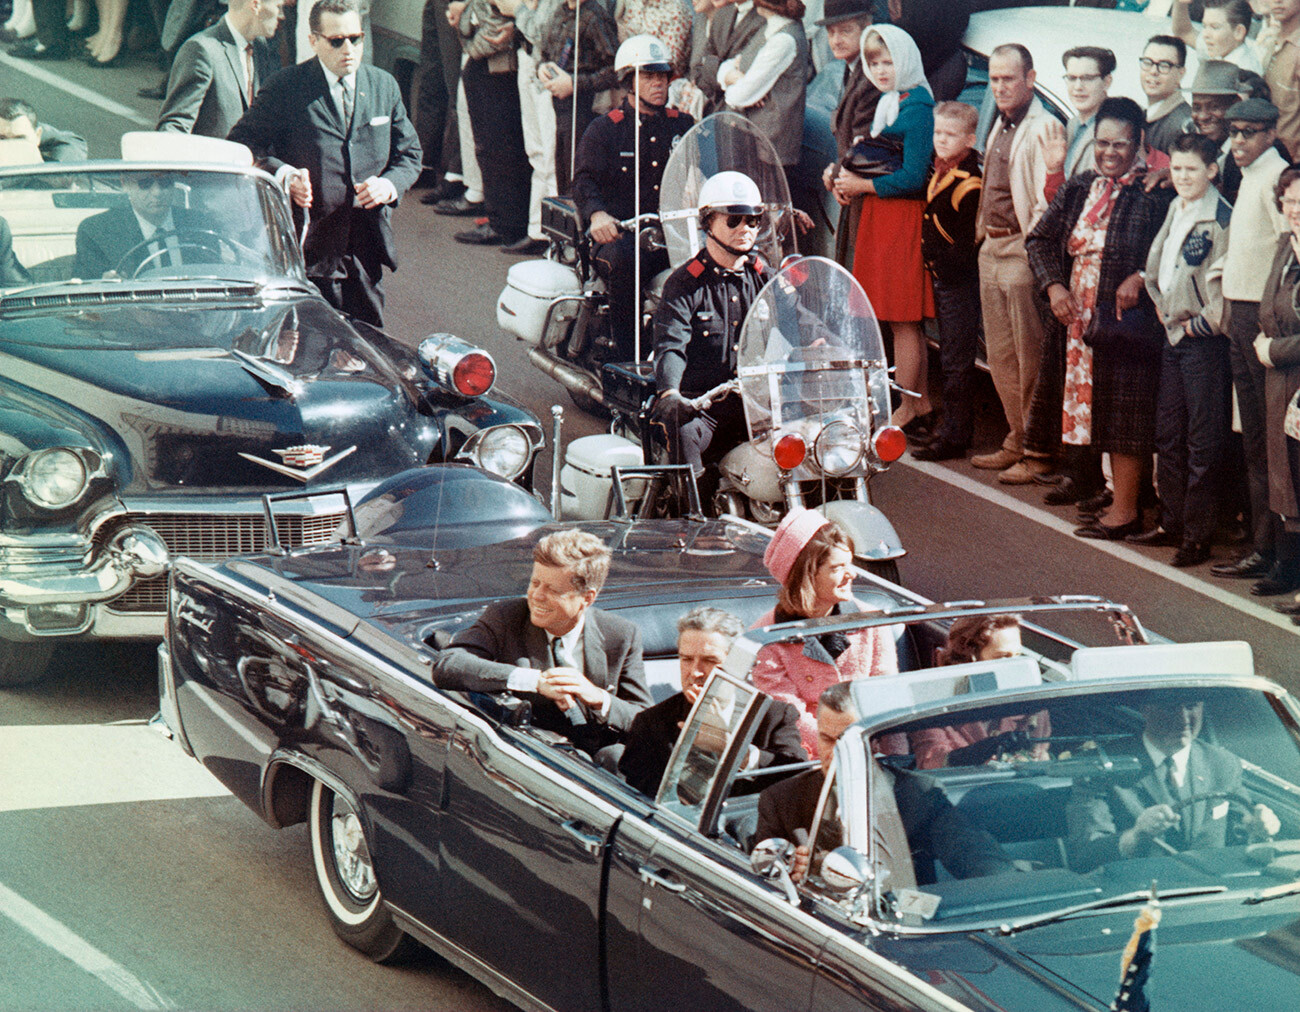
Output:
[433, 195, 485, 216]
[901, 412, 937, 440]
[1275, 599, 1300, 615]
[1210, 551, 1273, 579]
[1171, 540, 1211, 567]
[421, 180, 466, 205]
[911, 438, 967, 462]
[454, 222, 508, 245]
[500, 236, 548, 256]
[1125, 527, 1180, 547]
[1076, 489, 1113, 516]
[1043, 478, 1102, 506]
[1074, 518, 1142, 541]
[1251, 571, 1300, 596]
[9, 38, 68, 58]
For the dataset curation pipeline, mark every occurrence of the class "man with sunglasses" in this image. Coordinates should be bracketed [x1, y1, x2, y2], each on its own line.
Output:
[652, 171, 768, 504]
[229, 0, 421, 328]
[1140, 35, 1193, 156]
[74, 173, 207, 280]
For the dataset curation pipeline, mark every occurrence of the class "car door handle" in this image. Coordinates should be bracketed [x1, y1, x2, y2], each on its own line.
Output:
[561, 820, 604, 856]
[638, 865, 686, 893]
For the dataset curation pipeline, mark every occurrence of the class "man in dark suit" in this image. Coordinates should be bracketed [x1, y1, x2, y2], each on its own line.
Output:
[619, 607, 806, 797]
[430, 530, 651, 750]
[1067, 697, 1280, 872]
[156, 0, 284, 139]
[0, 98, 87, 163]
[756, 683, 1016, 886]
[228, 0, 422, 327]
[74, 173, 205, 280]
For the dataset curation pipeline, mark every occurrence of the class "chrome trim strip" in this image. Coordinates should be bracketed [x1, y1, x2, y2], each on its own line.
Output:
[156, 642, 194, 757]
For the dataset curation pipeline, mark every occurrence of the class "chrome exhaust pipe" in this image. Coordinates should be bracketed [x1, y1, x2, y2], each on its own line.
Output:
[526, 348, 606, 406]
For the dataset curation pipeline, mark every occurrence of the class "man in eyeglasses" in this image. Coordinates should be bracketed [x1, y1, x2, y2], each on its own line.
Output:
[1140, 35, 1193, 155]
[1213, 97, 1294, 592]
[651, 170, 767, 505]
[229, 0, 422, 328]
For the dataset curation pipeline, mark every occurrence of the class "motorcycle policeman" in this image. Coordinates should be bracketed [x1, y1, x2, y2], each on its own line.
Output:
[571, 34, 693, 361]
[652, 171, 768, 501]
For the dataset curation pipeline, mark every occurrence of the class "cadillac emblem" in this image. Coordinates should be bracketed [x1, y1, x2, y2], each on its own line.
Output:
[238, 443, 357, 482]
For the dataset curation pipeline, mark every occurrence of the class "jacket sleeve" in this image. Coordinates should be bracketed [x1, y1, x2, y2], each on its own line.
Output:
[604, 621, 651, 733]
[754, 702, 810, 768]
[1025, 182, 1072, 293]
[652, 276, 694, 392]
[379, 84, 423, 200]
[228, 69, 290, 174]
[156, 38, 212, 134]
[1186, 240, 1228, 340]
[1023, 113, 1052, 234]
[427, 601, 519, 691]
[872, 100, 935, 199]
[571, 119, 610, 222]
[750, 646, 818, 757]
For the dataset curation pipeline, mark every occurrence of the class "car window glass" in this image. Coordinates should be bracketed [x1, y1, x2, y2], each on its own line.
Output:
[657, 672, 760, 827]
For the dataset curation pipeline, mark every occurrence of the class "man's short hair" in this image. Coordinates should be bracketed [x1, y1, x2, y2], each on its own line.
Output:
[1236, 70, 1272, 102]
[1205, 0, 1254, 31]
[533, 529, 611, 595]
[1096, 96, 1146, 143]
[1062, 45, 1116, 78]
[677, 606, 743, 642]
[309, 0, 363, 34]
[0, 98, 38, 127]
[1170, 131, 1222, 166]
[818, 680, 856, 715]
[933, 100, 979, 134]
[990, 43, 1033, 74]
[1145, 34, 1188, 66]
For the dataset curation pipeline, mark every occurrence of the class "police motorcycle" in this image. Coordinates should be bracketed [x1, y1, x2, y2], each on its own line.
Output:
[496, 34, 680, 415]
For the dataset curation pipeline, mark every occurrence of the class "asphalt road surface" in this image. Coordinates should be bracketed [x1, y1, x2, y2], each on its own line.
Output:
[1, 47, 1297, 1012]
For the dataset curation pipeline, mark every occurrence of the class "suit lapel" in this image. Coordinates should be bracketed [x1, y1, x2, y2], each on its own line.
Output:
[309, 59, 347, 138]
[212, 20, 250, 106]
[523, 618, 549, 669]
[582, 611, 609, 690]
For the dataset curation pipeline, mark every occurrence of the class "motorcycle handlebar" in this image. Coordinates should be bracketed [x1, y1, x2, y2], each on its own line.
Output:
[687, 379, 740, 412]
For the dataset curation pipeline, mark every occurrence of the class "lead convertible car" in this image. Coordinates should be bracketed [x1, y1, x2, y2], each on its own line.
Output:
[157, 466, 1300, 1012]
[0, 155, 541, 685]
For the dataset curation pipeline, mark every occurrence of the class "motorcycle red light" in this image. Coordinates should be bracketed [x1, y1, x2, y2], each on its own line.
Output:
[453, 352, 496, 397]
[873, 426, 907, 463]
[772, 432, 806, 470]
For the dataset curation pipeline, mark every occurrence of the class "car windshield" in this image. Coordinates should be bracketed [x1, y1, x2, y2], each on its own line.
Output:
[0, 165, 303, 292]
[832, 684, 1300, 929]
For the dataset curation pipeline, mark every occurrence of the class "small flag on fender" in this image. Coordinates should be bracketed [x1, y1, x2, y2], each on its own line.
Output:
[1111, 883, 1161, 1012]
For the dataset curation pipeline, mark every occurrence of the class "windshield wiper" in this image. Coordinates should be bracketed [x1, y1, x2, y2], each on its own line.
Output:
[994, 885, 1227, 935]
[1245, 879, 1300, 905]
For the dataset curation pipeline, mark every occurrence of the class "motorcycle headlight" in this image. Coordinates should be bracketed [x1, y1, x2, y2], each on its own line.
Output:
[813, 420, 864, 476]
[15, 448, 90, 509]
[471, 425, 531, 480]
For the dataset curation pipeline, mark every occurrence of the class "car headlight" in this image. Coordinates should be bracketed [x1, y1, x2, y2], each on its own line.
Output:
[16, 448, 90, 509]
[471, 425, 531, 480]
[813, 420, 864, 476]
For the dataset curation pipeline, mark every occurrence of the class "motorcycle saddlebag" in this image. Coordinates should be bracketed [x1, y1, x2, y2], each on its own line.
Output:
[497, 258, 583, 346]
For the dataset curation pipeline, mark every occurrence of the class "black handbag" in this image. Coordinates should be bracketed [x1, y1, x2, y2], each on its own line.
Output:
[841, 135, 904, 178]
[1082, 295, 1163, 354]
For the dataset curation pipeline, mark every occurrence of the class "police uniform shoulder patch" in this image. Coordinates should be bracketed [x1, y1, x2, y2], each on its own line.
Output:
[751, 258, 764, 274]
[609, 108, 625, 123]
[686, 258, 705, 277]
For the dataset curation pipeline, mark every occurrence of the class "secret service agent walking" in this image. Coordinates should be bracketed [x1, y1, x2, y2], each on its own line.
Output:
[572, 34, 693, 361]
[652, 171, 768, 504]
[229, 0, 422, 328]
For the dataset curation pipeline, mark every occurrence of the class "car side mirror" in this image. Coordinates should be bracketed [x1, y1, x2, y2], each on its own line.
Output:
[750, 838, 800, 906]
[821, 845, 874, 896]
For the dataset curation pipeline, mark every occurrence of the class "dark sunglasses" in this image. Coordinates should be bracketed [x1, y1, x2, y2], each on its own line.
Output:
[1227, 124, 1268, 138]
[319, 32, 364, 47]
[724, 213, 763, 228]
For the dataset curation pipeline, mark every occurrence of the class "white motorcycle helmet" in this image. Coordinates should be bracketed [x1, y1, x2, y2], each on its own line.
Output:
[614, 34, 674, 83]
[697, 171, 765, 257]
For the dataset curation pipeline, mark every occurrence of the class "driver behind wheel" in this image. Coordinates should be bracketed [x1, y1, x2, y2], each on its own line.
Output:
[73, 172, 204, 279]
[1066, 695, 1281, 872]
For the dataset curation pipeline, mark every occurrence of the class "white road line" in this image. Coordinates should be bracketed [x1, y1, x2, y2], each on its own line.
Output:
[0, 881, 174, 1009]
[900, 456, 1300, 637]
[0, 52, 153, 128]
[0, 724, 230, 813]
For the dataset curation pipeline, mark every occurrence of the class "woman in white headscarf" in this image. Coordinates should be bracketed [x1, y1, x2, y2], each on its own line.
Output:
[833, 24, 935, 430]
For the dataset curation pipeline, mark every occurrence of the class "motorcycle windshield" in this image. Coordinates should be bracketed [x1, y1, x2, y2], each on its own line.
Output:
[658, 112, 795, 270]
[736, 257, 890, 478]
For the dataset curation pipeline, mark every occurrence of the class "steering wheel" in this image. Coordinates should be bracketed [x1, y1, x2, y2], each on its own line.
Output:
[1169, 791, 1260, 847]
[114, 229, 261, 278]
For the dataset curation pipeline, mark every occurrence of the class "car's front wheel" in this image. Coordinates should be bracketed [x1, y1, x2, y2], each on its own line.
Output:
[308, 779, 418, 963]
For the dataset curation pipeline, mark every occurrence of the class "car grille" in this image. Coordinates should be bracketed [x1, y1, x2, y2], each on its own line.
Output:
[102, 511, 346, 613]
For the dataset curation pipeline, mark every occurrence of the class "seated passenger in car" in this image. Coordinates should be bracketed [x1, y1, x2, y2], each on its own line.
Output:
[910, 614, 1051, 768]
[750, 509, 898, 757]
[618, 606, 807, 797]
[429, 529, 652, 752]
[74, 172, 205, 279]
[1066, 694, 1280, 872]
[754, 683, 1016, 886]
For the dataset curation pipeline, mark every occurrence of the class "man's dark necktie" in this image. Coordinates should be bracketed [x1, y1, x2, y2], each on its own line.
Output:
[341, 79, 354, 133]
[550, 637, 586, 727]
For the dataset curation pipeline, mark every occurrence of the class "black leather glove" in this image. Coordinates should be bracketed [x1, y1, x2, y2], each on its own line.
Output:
[651, 389, 698, 426]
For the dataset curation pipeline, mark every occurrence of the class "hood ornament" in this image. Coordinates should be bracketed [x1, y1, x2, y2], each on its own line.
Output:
[239, 444, 357, 482]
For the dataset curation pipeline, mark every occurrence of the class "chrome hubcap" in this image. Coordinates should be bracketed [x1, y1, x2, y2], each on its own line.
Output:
[330, 801, 377, 903]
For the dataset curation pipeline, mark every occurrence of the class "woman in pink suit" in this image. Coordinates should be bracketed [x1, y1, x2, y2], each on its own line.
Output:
[750, 509, 898, 756]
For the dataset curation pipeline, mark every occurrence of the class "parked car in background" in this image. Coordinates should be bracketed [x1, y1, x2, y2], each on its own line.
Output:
[157, 463, 1300, 1011]
[0, 157, 542, 686]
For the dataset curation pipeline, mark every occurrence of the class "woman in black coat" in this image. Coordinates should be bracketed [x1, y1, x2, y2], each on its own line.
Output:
[1026, 97, 1175, 540]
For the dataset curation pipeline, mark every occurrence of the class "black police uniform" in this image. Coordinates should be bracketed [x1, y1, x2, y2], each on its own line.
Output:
[572, 99, 693, 359]
[652, 248, 766, 493]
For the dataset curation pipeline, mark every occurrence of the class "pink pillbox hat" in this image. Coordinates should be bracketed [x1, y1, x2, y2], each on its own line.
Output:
[763, 507, 832, 585]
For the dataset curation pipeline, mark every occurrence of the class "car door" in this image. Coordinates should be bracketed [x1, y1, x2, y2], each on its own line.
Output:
[605, 672, 821, 1012]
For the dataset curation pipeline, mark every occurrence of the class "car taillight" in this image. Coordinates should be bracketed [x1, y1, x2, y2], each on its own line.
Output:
[873, 426, 906, 463]
[772, 432, 806, 470]
[453, 352, 495, 397]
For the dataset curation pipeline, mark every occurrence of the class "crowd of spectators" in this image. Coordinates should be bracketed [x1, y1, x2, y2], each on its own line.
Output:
[3, 0, 1299, 604]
